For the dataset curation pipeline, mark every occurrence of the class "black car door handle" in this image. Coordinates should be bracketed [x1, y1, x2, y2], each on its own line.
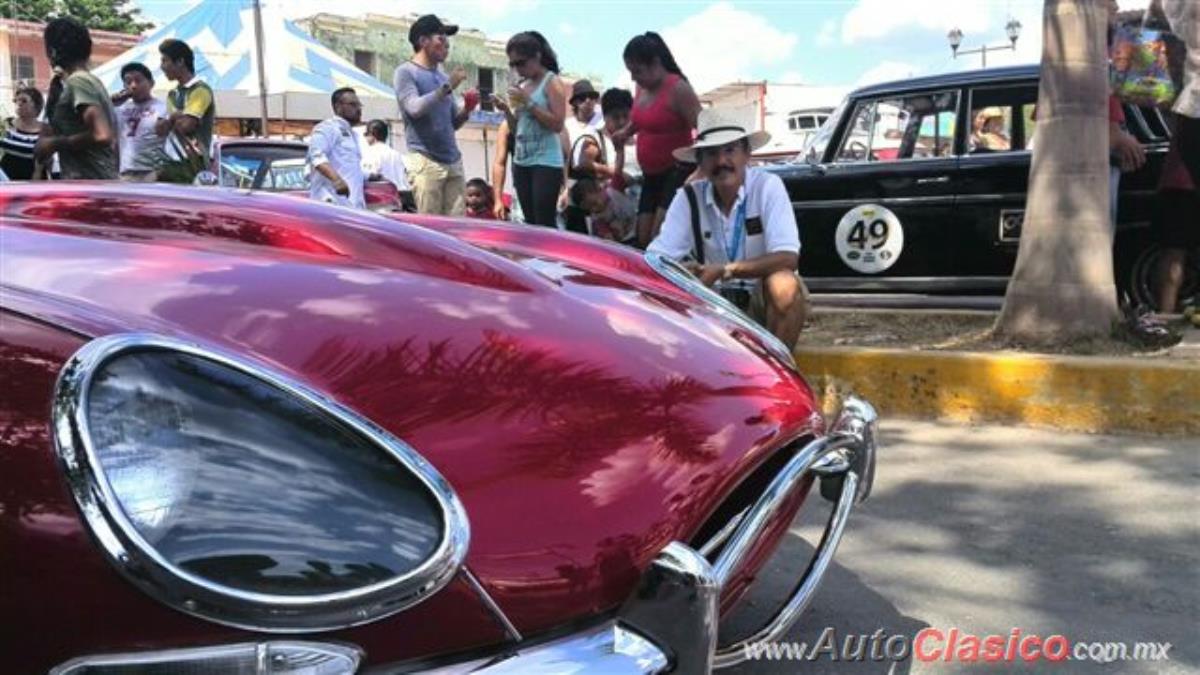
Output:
[916, 176, 951, 184]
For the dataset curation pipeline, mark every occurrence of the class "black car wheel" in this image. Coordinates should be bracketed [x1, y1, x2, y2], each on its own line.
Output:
[1127, 242, 1200, 311]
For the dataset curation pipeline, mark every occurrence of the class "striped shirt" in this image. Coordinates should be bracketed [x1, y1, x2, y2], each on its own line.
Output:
[0, 124, 39, 180]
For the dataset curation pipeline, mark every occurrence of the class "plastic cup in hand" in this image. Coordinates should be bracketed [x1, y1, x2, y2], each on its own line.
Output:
[508, 87, 528, 109]
[463, 89, 480, 110]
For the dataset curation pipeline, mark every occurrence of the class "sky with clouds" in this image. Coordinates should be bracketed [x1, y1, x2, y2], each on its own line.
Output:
[133, 0, 1151, 96]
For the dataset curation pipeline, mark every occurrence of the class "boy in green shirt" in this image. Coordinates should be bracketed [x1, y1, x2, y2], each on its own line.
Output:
[156, 39, 215, 183]
[34, 17, 118, 180]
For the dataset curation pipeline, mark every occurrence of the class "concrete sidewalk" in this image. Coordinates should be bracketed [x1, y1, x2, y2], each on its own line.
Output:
[794, 326, 1200, 436]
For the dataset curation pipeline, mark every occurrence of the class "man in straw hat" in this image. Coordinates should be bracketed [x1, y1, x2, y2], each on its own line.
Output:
[648, 107, 808, 348]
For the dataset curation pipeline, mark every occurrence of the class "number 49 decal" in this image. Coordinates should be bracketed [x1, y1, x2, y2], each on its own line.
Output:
[835, 204, 905, 274]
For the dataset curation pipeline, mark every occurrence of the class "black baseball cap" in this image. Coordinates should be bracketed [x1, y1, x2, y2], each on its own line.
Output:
[409, 15, 459, 50]
[570, 80, 599, 105]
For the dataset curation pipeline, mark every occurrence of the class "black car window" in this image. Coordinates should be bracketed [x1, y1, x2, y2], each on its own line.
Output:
[835, 90, 958, 163]
[836, 101, 875, 162]
[807, 98, 847, 161]
[968, 83, 1038, 154]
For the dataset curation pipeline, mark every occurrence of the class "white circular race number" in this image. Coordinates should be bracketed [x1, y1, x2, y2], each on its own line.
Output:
[834, 204, 904, 274]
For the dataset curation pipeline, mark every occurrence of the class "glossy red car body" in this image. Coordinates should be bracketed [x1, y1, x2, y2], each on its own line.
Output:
[0, 183, 824, 672]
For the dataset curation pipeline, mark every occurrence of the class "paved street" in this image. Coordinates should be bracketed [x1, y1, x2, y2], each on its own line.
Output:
[724, 420, 1199, 674]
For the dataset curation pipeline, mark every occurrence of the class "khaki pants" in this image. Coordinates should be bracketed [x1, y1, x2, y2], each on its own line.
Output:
[405, 152, 465, 216]
[746, 272, 810, 326]
[717, 271, 809, 350]
[120, 170, 158, 183]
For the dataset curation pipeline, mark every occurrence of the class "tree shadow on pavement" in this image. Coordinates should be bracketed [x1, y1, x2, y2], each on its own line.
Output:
[722, 420, 1197, 673]
[722, 506, 929, 674]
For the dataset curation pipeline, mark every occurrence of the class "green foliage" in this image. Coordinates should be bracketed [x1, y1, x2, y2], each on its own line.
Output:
[1, 0, 153, 35]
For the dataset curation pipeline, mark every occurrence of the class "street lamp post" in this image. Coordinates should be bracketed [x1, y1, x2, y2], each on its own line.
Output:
[948, 19, 1023, 68]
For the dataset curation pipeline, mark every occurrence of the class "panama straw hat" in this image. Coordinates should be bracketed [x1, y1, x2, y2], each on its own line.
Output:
[673, 107, 771, 163]
[974, 107, 1005, 124]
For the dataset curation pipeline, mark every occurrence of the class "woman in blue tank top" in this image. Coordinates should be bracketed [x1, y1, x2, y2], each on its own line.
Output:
[496, 32, 567, 227]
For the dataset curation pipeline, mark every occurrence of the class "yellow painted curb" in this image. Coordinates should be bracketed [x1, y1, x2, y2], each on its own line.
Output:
[795, 347, 1200, 436]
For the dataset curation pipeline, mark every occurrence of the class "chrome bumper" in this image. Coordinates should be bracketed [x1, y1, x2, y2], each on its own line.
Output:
[53, 398, 877, 675]
[465, 396, 879, 673]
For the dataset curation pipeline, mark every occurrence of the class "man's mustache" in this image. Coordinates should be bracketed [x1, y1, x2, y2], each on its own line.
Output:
[711, 166, 735, 177]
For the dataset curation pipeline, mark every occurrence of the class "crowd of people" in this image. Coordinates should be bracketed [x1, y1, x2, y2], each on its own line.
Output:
[386, 16, 807, 345]
[2, 6, 1196, 348]
[0, 17, 216, 184]
[391, 16, 706, 249]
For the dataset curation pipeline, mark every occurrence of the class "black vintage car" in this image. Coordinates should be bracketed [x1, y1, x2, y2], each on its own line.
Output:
[770, 65, 1187, 307]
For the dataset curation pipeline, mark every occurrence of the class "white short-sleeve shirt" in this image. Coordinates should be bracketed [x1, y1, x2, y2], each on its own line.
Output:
[648, 167, 800, 265]
[361, 140, 410, 191]
[307, 117, 365, 209]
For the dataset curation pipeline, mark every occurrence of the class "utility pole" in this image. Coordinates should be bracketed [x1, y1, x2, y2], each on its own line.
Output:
[252, 0, 270, 136]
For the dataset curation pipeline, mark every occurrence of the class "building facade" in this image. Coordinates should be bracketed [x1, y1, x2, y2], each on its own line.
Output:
[1, 19, 140, 118]
[296, 13, 512, 101]
[701, 81, 848, 162]
[298, 12, 603, 194]
[296, 12, 524, 192]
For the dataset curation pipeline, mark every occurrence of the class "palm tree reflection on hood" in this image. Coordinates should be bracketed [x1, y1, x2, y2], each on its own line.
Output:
[303, 330, 793, 477]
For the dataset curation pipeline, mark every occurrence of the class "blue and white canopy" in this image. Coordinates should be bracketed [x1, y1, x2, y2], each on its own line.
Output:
[93, 0, 395, 120]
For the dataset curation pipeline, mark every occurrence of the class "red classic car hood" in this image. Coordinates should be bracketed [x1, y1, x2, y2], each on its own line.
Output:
[1, 184, 823, 637]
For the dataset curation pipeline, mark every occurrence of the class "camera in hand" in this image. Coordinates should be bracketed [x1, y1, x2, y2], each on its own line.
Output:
[714, 280, 753, 311]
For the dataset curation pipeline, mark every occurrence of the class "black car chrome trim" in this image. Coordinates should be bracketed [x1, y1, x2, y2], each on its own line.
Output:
[644, 251, 797, 369]
[804, 276, 1010, 292]
[955, 192, 1025, 204]
[819, 154, 964, 167]
[52, 333, 471, 633]
[999, 209, 1025, 242]
[792, 195, 956, 210]
[853, 64, 1037, 100]
[51, 641, 362, 675]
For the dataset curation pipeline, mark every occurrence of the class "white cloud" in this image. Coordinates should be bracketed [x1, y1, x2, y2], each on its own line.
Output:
[559, 21, 576, 37]
[855, 61, 919, 87]
[841, 0, 994, 44]
[816, 18, 838, 47]
[298, 295, 382, 324]
[778, 71, 806, 84]
[832, 0, 1057, 80]
[472, 0, 538, 20]
[261, 0, 536, 23]
[662, 2, 799, 95]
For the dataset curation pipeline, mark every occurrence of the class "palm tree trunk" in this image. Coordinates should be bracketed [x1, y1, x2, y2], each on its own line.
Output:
[995, 0, 1120, 341]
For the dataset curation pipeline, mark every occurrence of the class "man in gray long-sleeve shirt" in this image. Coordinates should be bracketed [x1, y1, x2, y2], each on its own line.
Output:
[394, 14, 478, 216]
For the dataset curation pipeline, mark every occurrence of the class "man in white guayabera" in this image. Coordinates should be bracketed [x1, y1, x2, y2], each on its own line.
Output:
[648, 107, 809, 349]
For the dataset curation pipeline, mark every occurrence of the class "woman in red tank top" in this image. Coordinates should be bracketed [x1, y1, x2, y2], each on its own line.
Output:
[614, 33, 701, 248]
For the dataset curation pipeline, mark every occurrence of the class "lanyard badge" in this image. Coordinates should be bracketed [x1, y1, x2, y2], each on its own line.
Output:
[724, 199, 747, 262]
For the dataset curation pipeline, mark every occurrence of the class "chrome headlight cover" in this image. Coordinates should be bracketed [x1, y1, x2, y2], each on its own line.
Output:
[52, 333, 470, 633]
[643, 251, 798, 368]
